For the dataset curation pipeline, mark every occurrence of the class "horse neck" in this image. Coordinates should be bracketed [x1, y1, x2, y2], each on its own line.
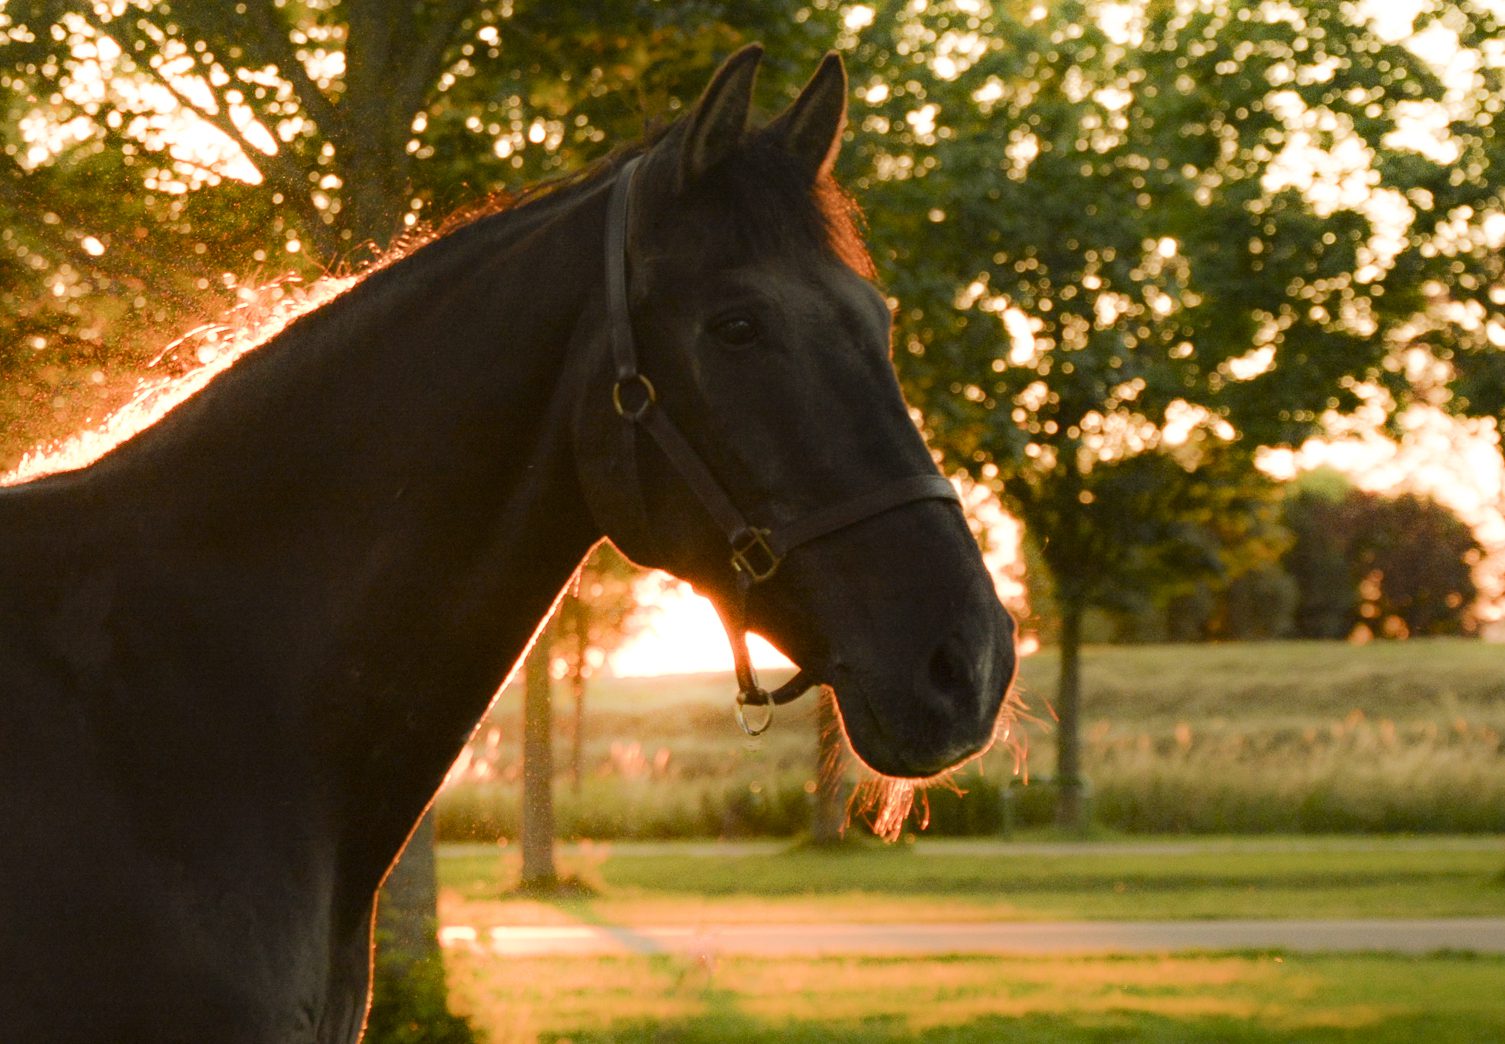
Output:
[17, 185, 612, 872]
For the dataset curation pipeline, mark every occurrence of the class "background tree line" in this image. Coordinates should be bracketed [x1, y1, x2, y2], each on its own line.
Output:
[1030, 468, 1485, 645]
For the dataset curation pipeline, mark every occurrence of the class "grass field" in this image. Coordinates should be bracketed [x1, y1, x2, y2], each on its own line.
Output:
[445, 951, 1505, 1043]
[435, 838, 1505, 1042]
[437, 837, 1505, 927]
[436, 639, 1505, 839]
[428, 642, 1505, 1041]
[434, 832, 1505, 1041]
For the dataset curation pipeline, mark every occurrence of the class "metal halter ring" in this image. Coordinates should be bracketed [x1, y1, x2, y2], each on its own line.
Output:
[734, 691, 774, 736]
[611, 374, 657, 421]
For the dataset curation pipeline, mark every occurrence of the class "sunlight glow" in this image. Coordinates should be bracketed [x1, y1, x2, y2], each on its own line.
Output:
[843, 5, 876, 32]
[608, 580, 792, 678]
[2, 273, 356, 486]
[609, 479, 1027, 677]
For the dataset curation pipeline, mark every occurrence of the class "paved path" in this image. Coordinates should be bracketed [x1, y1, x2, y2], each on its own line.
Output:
[440, 917, 1505, 958]
[440, 837, 1504, 860]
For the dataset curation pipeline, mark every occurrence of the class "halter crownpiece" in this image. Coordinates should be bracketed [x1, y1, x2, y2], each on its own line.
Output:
[603, 155, 962, 735]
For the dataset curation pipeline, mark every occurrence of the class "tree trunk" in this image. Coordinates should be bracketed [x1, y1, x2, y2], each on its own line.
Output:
[569, 665, 586, 794]
[520, 639, 558, 890]
[1054, 598, 1088, 831]
[811, 688, 848, 844]
[570, 618, 588, 794]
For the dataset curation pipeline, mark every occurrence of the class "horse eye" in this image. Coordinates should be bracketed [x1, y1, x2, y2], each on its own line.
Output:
[711, 316, 759, 348]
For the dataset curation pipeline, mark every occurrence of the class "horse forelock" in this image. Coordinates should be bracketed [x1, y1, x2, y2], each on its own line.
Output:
[678, 136, 877, 281]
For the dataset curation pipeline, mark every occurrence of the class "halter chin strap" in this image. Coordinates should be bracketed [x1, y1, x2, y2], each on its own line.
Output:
[603, 155, 960, 734]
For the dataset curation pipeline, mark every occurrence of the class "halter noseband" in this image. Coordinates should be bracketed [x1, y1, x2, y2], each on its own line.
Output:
[603, 155, 961, 735]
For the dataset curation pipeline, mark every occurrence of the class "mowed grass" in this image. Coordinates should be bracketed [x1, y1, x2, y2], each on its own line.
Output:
[445, 951, 1505, 1043]
[436, 837, 1505, 926]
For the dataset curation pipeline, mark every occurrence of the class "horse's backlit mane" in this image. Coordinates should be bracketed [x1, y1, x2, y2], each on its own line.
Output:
[0, 147, 643, 488]
[4, 125, 872, 487]
[2, 273, 358, 486]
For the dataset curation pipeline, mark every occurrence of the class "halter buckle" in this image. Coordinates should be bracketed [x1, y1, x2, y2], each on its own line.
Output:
[730, 528, 780, 583]
[611, 374, 656, 421]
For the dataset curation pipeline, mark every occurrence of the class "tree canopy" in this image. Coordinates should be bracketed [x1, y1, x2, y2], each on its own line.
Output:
[846, 0, 1503, 587]
[0, 0, 833, 455]
[831, 0, 1505, 823]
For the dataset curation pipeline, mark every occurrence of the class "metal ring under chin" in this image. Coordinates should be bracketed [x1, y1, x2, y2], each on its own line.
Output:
[734, 691, 774, 736]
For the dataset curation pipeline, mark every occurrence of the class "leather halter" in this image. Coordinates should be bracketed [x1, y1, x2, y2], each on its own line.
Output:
[603, 155, 961, 734]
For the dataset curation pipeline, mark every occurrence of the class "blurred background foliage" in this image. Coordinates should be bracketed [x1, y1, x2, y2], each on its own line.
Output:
[3, 1, 1501, 644]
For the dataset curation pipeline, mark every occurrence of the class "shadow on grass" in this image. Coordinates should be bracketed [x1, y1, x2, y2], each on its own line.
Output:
[533, 1009, 1502, 1044]
[504, 875, 598, 900]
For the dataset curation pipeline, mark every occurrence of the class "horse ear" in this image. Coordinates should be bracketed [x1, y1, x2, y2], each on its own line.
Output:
[679, 44, 763, 190]
[766, 51, 848, 182]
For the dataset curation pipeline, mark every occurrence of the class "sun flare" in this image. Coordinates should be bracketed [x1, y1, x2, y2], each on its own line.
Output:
[2, 274, 357, 487]
[609, 579, 793, 677]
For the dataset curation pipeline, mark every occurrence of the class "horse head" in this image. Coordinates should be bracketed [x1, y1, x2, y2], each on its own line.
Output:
[575, 46, 1017, 780]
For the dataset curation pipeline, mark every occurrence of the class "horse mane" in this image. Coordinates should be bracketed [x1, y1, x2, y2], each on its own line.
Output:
[4, 119, 873, 486]
[1, 147, 643, 485]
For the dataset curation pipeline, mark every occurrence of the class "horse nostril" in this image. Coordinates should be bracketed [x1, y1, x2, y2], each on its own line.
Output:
[926, 631, 974, 697]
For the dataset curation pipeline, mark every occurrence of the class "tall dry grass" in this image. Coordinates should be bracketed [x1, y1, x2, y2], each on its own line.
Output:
[436, 639, 1505, 839]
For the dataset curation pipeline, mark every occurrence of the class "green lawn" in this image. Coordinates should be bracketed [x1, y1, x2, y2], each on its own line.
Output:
[445, 951, 1505, 1043]
[437, 836, 1505, 925]
[438, 838, 1505, 1041]
[434, 642, 1505, 1041]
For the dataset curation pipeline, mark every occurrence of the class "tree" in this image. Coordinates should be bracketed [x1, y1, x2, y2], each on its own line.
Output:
[0, 0, 834, 459]
[519, 618, 559, 891]
[1218, 564, 1300, 640]
[839, 0, 1505, 827]
[1284, 484, 1482, 639]
[363, 814, 476, 1044]
[552, 544, 644, 793]
[520, 545, 648, 891]
[1091, 458, 1294, 642]
[1282, 481, 1366, 639]
[811, 688, 849, 844]
[1355, 493, 1482, 637]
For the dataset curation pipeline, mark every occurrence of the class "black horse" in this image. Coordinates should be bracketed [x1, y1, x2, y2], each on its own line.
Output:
[0, 47, 1015, 1042]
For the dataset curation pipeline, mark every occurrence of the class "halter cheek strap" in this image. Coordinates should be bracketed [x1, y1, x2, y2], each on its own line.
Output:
[603, 156, 961, 734]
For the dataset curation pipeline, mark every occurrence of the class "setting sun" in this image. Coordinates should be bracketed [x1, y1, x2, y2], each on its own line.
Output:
[609, 578, 793, 677]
